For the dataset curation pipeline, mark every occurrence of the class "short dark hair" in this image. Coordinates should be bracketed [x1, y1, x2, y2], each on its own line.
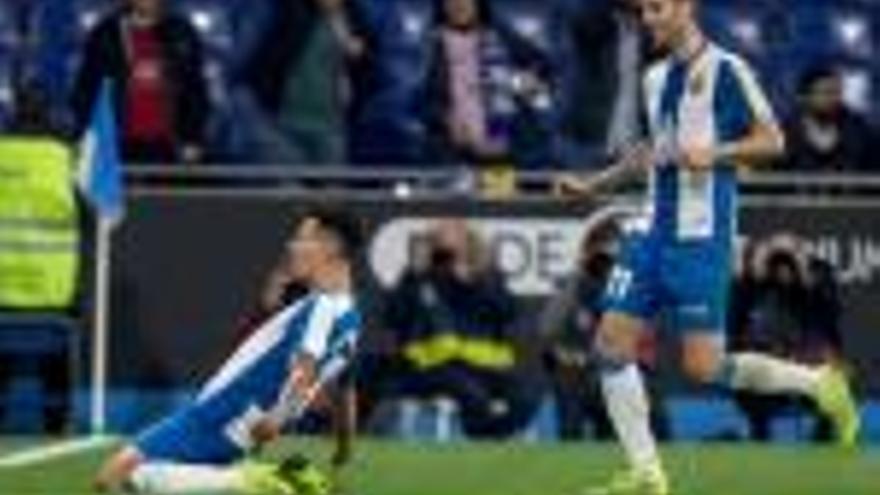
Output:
[305, 207, 364, 261]
[798, 63, 839, 96]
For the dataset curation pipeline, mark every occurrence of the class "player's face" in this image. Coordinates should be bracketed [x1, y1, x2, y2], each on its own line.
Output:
[639, 0, 692, 52]
[286, 218, 337, 284]
[806, 76, 843, 120]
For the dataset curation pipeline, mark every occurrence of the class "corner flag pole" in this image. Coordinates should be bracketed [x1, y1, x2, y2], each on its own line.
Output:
[78, 80, 124, 436]
[90, 215, 113, 434]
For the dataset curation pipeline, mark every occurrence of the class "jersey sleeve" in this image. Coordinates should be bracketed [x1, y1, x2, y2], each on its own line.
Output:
[298, 295, 337, 360]
[728, 56, 778, 128]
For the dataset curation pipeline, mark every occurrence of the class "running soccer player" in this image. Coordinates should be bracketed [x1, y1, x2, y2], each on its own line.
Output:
[94, 208, 364, 495]
[559, 1, 860, 494]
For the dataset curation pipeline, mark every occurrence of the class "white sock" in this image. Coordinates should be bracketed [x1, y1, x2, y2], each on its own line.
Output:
[130, 463, 246, 494]
[728, 352, 821, 396]
[601, 364, 661, 473]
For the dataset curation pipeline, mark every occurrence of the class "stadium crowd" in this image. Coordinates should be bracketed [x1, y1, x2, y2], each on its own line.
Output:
[0, 0, 875, 169]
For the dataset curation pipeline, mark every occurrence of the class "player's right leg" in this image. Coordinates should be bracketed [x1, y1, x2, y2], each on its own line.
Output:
[586, 311, 668, 495]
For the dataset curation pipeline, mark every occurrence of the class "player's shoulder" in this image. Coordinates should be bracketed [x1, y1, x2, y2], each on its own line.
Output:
[708, 42, 758, 80]
[642, 57, 673, 90]
[312, 291, 357, 318]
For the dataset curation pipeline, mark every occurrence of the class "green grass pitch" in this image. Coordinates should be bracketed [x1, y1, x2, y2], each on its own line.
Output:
[1, 437, 878, 494]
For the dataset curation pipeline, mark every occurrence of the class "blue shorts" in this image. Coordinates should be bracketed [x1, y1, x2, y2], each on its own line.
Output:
[134, 407, 244, 464]
[602, 230, 731, 333]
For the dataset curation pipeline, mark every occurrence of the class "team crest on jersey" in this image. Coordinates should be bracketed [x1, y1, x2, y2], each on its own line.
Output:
[689, 70, 706, 95]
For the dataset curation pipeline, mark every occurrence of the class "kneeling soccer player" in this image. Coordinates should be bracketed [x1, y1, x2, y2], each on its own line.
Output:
[95, 208, 363, 495]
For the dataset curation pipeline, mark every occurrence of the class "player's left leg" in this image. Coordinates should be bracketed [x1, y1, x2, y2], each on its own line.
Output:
[670, 238, 859, 447]
[681, 334, 859, 446]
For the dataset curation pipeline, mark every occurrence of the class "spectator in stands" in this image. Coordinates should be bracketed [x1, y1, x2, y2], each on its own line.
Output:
[0, 83, 74, 434]
[783, 64, 877, 173]
[730, 234, 842, 442]
[234, 0, 366, 165]
[563, 0, 645, 163]
[539, 217, 668, 441]
[71, 0, 210, 164]
[383, 218, 533, 438]
[422, 0, 555, 168]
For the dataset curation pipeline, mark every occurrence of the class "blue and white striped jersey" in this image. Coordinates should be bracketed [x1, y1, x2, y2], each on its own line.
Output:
[188, 291, 361, 433]
[641, 41, 777, 241]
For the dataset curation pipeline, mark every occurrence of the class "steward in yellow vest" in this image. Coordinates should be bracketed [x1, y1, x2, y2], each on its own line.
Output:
[0, 91, 78, 310]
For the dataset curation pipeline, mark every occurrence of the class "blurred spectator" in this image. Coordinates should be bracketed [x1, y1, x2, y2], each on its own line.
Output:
[234, 0, 366, 165]
[422, 0, 555, 168]
[539, 218, 668, 441]
[383, 219, 533, 438]
[7, 82, 57, 137]
[563, 0, 645, 162]
[783, 64, 877, 173]
[729, 234, 843, 442]
[0, 83, 76, 433]
[71, 0, 210, 164]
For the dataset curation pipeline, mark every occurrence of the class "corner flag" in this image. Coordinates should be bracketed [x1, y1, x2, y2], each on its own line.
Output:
[77, 80, 123, 225]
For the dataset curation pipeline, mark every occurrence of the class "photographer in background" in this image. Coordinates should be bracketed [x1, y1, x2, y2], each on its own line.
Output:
[383, 218, 533, 438]
[539, 218, 668, 441]
[729, 234, 843, 442]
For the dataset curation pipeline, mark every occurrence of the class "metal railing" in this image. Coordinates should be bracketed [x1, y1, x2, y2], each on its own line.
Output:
[124, 164, 880, 201]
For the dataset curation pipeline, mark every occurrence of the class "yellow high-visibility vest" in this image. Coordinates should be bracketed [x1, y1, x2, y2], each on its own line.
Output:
[403, 332, 516, 370]
[0, 136, 79, 308]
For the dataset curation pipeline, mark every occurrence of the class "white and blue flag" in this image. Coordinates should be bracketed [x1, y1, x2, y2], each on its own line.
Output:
[77, 80, 124, 225]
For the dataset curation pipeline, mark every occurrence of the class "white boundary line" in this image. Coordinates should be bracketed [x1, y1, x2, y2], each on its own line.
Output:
[0, 435, 117, 468]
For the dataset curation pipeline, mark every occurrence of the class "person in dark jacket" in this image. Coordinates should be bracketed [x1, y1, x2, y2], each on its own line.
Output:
[71, 0, 209, 164]
[783, 64, 877, 173]
[232, 0, 367, 165]
[564, 0, 646, 161]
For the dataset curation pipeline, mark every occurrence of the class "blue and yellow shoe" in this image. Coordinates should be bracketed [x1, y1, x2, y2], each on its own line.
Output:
[585, 465, 670, 495]
[240, 454, 330, 495]
[277, 454, 332, 495]
[815, 364, 860, 448]
[240, 460, 295, 495]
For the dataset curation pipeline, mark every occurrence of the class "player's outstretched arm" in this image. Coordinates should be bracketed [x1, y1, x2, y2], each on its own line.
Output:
[552, 141, 653, 200]
[251, 354, 320, 446]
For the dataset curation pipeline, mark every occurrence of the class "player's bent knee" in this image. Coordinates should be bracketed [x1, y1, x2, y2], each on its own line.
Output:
[594, 312, 643, 371]
[682, 352, 724, 384]
[682, 334, 728, 384]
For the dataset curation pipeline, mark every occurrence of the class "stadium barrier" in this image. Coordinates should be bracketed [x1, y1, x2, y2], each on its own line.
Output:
[71, 167, 880, 440]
